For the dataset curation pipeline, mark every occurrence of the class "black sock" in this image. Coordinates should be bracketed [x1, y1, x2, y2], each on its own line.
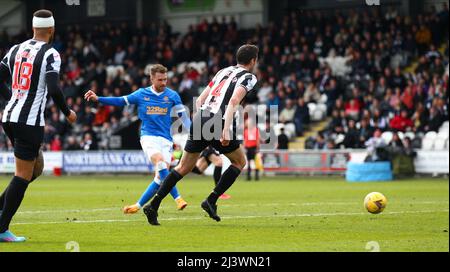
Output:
[0, 187, 7, 210]
[191, 166, 202, 175]
[207, 165, 241, 204]
[0, 176, 29, 233]
[213, 166, 222, 186]
[255, 170, 260, 181]
[149, 170, 183, 211]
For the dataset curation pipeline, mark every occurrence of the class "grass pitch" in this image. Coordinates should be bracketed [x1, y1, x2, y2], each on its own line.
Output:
[0, 175, 448, 252]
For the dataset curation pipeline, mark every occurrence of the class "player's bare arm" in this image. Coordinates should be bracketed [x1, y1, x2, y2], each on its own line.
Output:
[195, 86, 211, 114]
[221, 86, 247, 146]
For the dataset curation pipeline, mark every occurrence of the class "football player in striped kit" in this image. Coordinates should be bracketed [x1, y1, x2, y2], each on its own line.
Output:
[0, 10, 77, 242]
[143, 44, 259, 225]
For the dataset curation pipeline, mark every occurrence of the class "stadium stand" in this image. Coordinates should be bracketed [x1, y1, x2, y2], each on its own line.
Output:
[0, 5, 448, 152]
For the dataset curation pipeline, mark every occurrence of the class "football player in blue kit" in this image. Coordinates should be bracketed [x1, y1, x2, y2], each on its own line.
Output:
[84, 64, 191, 214]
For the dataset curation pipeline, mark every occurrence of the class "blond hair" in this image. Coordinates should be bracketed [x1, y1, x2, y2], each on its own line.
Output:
[150, 64, 168, 76]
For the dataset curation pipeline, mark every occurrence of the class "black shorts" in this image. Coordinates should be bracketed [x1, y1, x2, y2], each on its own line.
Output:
[200, 146, 220, 165]
[2, 122, 44, 161]
[246, 147, 257, 161]
[184, 110, 241, 155]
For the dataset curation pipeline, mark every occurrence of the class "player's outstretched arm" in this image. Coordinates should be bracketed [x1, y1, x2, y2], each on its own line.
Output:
[221, 86, 247, 146]
[46, 72, 77, 124]
[84, 90, 127, 106]
[195, 86, 211, 114]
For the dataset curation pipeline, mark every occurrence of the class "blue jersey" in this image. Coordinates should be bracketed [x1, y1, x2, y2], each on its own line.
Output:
[124, 87, 185, 142]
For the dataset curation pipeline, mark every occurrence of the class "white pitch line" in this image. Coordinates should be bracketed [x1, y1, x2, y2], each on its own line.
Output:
[15, 200, 449, 215]
[218, 201, 450, 207]
[11, 209, 449, 226]
[17, 208, 120, 214]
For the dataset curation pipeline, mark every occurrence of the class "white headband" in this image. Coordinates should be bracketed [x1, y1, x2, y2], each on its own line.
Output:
[32, 16, 55, 28]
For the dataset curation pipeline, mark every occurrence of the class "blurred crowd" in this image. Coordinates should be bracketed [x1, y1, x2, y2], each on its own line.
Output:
[0, 4, 449, 152]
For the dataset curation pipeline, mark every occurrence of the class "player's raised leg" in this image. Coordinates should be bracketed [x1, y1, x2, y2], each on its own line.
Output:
[143, 150, 200, 225]
[202, 146, 246, 222]
[154, 145, 188, 210]
[124, 148, 187, 213]
[191, 157, 209, 175]
[123, 175, 160, 214]
[191, 148, 230, 200]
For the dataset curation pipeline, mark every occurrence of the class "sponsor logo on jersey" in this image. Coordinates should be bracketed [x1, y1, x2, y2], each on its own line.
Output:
[146, 106, 168, 115]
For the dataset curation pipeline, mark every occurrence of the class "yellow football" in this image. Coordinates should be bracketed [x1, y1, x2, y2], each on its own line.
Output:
[364, 192, 387, 214]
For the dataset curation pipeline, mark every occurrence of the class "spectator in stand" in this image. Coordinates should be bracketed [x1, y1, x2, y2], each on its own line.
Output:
[389, 109, 414, 132]
[324, 78, 339, 114]
[82, 106, 95, 126]
[93, 105, 111, 126]
[415, 24, 432, 54]
[415, 56, 430, 74]
[277, 127, 289, 150]
[266, 91, 280, 107]
[65, 136, 81, 150]
[403, 137, 417, 158]
[412, 102, 428, 132]
[50, 135, 63, 151]
[294, 97, 310, 136]
[370, 109, 389, 131]
[430, 57, 445, 77]
[392, 67, 406, 90]
[279, 99, 296, 125]
[343, 120, 360, 149]
[304, 83, 321, 104]
[359, 119, 373, 147]
[328, 109, 344, 131]
[401, 84, 416, 111]
[325, 140, 336, 150]
[345, 97, 361, 120]
[258, 81, 273, 104]
[424, 106, 444, 132]
[388, 132, 404, 155]
[81, 133, 98, 151]
[0, 8, 448, 152]
[314, 132, 327, 150]
[365, 129, 388, 162]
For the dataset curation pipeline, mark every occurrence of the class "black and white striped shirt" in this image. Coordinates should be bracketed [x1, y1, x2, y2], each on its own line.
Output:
[201, 66, 258, 116]
[1, 39, 61, 127]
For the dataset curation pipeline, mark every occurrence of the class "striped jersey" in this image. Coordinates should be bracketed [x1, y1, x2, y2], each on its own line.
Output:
[1, 39, 61, 126]
[201, 66, 258, 116]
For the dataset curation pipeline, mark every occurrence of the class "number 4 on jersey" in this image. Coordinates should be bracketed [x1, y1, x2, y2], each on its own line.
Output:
[211, 80, 226, 97]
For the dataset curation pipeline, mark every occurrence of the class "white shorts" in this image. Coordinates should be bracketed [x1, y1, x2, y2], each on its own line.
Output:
[140, 136, 173, 165]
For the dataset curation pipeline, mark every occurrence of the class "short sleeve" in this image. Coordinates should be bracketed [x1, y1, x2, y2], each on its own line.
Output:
[1, 45, 18, 70]
[1, 55, 8, 68]
[237, 73, 258, 92]
[208, 69, 224, 88]
[45, 49, 61, 74]
[123, 89, 142, 105]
